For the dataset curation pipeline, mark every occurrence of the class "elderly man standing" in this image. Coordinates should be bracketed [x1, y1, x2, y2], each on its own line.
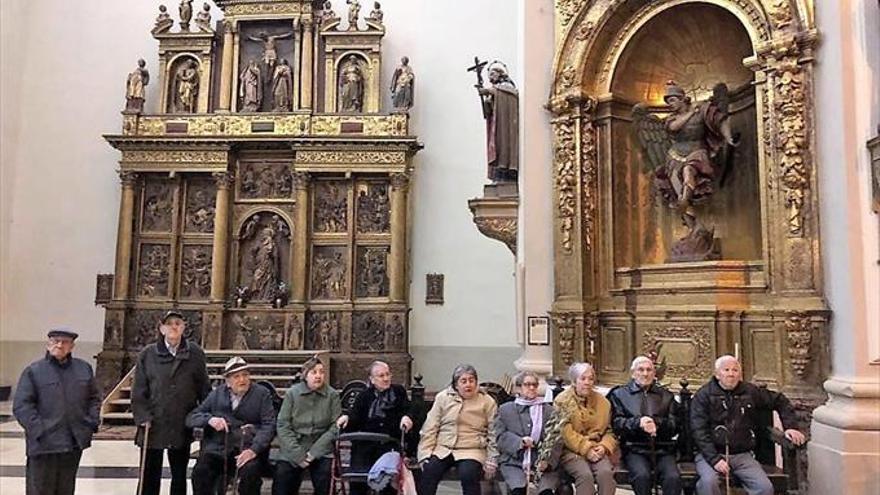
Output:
[691, 355, 806, 495]
[14, 327, 101, 495]
[608, 356, 682, 495]
[187, 357, 277, 495]
[132, 310, 211, 495]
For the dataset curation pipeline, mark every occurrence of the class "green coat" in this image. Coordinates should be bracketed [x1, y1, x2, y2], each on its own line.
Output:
[276, 381, 342, 465]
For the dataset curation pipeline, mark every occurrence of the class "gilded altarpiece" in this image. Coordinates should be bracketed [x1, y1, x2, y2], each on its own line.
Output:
[98, 0, 420, 393]
[548, 1, 827, 489]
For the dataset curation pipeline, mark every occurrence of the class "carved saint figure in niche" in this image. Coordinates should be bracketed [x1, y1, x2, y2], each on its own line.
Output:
[287, 315, 303, 350]
[632, 80, 739, 262]
[390, 56, 414, 113]
[181, 247, 211, 298]
[357, 248, 388, 297]
[356, 184, 389, 232]
[314, 182, 347, 232]
[179, 0, 194, 30]
[386, 315, 404, 350]
[272, 59, 294, 112]
[339, 56, 365, 112]
[239, 59, 262, 112]
[174, 60, 200, 113]
[125, 59, 150, 113]
[347, 0, 361, 30]
[313, 250, 347, 299]
[139, 245, 169, 297]
[368, 2, 384, 22]
[251, 225, 280, 300]
[247, 31, 293, 72]
[476, 61, 519, 182]
[310, 313, 339, 351]
[194, 2, 212, 32]
[153, 5, 173, 33]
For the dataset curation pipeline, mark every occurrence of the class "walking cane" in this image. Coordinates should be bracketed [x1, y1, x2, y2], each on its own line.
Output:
[714, 425, 731, 495]
[649, 436, 658, 495]
[231, 425, 255, 494]
[524, 446, 533, 495]
[137, 422, 151, 495]
[221, 427, 230, 495]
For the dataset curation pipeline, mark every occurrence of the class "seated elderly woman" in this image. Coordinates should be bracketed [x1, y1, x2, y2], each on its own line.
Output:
[273, 356, 342, 495]
[495, 371, 562, 495]
[336, 361, 414, 495]
[554, 362, 618, 495]
[417, 364, 499, 495]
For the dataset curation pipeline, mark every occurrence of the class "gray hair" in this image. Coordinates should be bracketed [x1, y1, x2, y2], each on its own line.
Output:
[367, 360, 389, 378]
[714, 355, 739, 371]
[514, 370, 539, 387]
[451, 364, 479, 389]
[568, 362, 594, 383]
[630, 356, 654, 371]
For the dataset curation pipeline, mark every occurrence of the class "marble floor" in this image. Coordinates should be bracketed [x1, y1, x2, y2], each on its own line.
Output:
[0, 402, 634, 495]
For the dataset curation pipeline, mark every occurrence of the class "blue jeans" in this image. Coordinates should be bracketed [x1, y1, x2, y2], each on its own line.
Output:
[695, 453, 773, 495]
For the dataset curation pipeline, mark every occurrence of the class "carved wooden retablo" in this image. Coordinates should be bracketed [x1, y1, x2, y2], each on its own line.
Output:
[98, 0, 420, 393]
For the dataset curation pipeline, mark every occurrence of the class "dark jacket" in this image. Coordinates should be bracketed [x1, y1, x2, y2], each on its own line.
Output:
[607, 380, 679, 456]
[690, 378, 798, 466]
[345, 384, 411, 439]
[186, 382, 277, 458]
[13, 353, 101, 456]
[131, 337, 211, 449]
[494, 400, 561, 489]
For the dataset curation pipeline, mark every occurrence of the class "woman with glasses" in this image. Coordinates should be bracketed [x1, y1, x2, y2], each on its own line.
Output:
[495, 371, 561, 495]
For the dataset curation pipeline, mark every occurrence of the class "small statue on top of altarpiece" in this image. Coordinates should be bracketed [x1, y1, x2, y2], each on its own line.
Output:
[152, 5, 173, 34]
[194, 2, 212, 33]
[179, 0, 194, 31]
[125, 59, 149, 113]
[368, 2, 384, 23]
[632, 80, 740, 262]
[347, 0, 361, 31]
[469, 59, 519, 183]
[390, 56, 414, 113]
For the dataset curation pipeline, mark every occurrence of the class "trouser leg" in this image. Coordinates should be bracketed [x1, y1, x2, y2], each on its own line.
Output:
[419, 455, 454, 495]
[192, 453, 225, 495]
[272, 460, 305, 495]
[27, 454, 58, 495]
[728, 453, 773, 495]
[309, 457, 333, 495]
[237, 456, 268, 495]
[589, 457, 615, 495]
[168, 447, 192, 495]
[139, 448, 166, 495]
[624, 452, 654, 495]
[656, 454, 682, 495]
[694, 454, 722, 495]
[55, 451, 83, 495]
[560, 452, 596, 495]
[455, 459, 483, 495]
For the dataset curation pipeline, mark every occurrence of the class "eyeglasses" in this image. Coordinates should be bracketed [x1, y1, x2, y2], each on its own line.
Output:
[48, 338, 74, 346]
[521, 382, 540, 387]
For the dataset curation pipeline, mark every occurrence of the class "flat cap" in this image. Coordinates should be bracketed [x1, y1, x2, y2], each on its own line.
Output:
[47, 327, 79, 340]
[223, 356, 250, 376]
[160, 310, 185, 323]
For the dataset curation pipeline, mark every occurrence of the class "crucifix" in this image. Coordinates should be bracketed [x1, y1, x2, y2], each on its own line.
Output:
[466, 56, 489, 118]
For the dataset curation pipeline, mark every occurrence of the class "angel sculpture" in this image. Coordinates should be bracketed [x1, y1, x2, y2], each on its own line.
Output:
[632, 80, 739, 262]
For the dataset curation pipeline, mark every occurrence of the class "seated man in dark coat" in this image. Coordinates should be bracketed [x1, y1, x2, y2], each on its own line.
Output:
[336, 361, 414, 495]
[691, 355, 806, 495]
[608, 356, 682, 495]
[187, 357, 277, 495]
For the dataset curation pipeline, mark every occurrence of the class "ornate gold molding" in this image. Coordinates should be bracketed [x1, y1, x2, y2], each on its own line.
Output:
[122, 150, 227, 163]
[772, 46, 809, 237]
[224, 2, 302, 16]
[552, 116, 577, 253]
[581, 116, 597, 253]
[212, 171, 235, 189]
[555, 0, 588, 28]
[552, 312, 579, 366]
[473, 218, 517, 254]
[641, 325, 713, 379]
[292, 171, 311, 190]
[785, 312, 813, 378]
[297, 150, 406, 165]
[389, 172, 411, 191]
[126, 114, 408, 137]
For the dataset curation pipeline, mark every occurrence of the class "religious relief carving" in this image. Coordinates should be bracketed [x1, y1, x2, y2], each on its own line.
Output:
[641, 326, 713, 379]
[352, 312, 385, 351]
[103, 311, 124, 349]
[772, 53, 809, 237]
[355, 246, 389, 298]
[239, 162, 293, 200]
[314, 181, 348, 232]
[172, 59, 200, 113]
[552, 116, 576, 253]
[125, 60, 150, 113]
[126, 309, 202, 349]
[137, 244, 170, 297]
[95, 274, 114, 305]
[141, 179, 174, 232]
[287, 314, 304, 350]
[632, 81, 739, 262]
[230, 313, 285, 350]
[185, 180, 216, 232]
[180, 245, 212, 299]
[385, 314, 405, 351]
[553, 313, 577, 366]
[356, 183, 390, 233]
[312, 246, 348, 299]
[785, 312, 813, 378]
[247, 31, 293, 74]
[238, 213, 291, 301]
[425, 273, 444, 305]
[339, 55, 366, 112]
[307, 312, 342, 351]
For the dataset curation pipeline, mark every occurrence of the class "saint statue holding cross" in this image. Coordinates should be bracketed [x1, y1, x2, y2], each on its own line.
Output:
[467, 58, 519, 183]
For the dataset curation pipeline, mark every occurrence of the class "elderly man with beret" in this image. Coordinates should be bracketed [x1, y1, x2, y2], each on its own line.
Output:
[132, 309, 211, 495]
[14, 327, 101, 495]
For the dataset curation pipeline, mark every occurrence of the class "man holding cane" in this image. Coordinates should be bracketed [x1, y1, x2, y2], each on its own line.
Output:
[690, 355, 806, 495]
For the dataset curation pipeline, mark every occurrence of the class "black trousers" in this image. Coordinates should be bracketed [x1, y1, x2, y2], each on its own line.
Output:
[272, 458, 332, 495]
[349, 441, 398, 495]
[419, 455, 483, 495]
[26, 450, 83, 495]
[138, 447, 191, 495]
[623, 452, 682, 495]
[191, 452, 270, 495]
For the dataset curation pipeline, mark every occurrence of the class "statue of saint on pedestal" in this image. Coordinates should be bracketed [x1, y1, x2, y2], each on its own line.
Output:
[633, 80, 739, 262]
[472, 60, 518, 183]
[239, 59, 263, 112]
[179, 0, 194, 31]
[390, 56, 414, 113]
[152, 5, 173, 34]
[125, 59, 149, 113]
[339, 56, 364, 112]
[272, 59, 293, 112]
[194, 2, 212, 32]
[174, 60, 199, 113]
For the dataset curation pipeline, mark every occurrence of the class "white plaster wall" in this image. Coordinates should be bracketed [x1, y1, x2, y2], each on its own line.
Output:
[0, 1, 521, 388]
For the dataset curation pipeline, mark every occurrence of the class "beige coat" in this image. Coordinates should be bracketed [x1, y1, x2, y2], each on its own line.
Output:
[417, 387, 499, 465]
[554, 387, 618, 457]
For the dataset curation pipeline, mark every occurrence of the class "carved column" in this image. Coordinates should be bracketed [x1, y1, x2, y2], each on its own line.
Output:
[292, 18, 302, 111]
[218, 20, 235, 112]
[113, 171, 137, 300]
[210, 172, 233, 302]
[301, 17, 314, 110]
[389, 172, 409, 302]
[231, 25, 241, 112]
[291, 172, 311, 302]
